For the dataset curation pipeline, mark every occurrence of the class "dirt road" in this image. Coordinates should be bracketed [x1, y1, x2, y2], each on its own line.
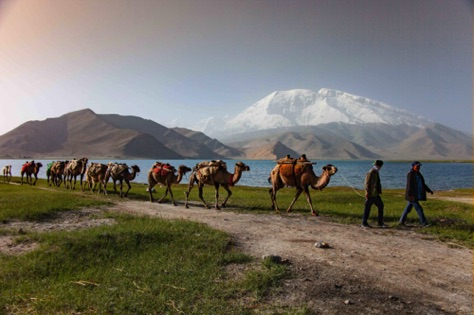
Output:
[108, 200, 472, 314]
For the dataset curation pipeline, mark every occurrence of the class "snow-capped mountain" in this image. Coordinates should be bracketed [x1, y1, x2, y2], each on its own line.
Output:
[196, 88, 434, 137]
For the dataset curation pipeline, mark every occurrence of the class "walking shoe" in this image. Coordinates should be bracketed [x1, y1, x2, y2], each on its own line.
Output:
[421, 224, 430, 228]
[360, 224, 372, 228]
[398, 221, 407, 227]
[378, 224, 388, 228]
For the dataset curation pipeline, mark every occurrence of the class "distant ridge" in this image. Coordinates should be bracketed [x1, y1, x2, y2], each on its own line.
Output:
[0, 109, 233, 159]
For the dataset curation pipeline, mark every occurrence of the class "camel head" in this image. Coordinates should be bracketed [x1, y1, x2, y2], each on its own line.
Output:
[178, 165, 192, 174]
[131, 165, 141, 173]
[235, 162, 250, 172]
[311, 164, 337, 190]
[322, 164, 338, 176]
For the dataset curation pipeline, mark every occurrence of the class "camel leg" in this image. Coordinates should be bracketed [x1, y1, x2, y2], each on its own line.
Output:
[80, 175, 84, 192]
[287, 187, 304, 213]
[148, 181, 156, 202]
[213, 183, 221, 210]
[33, 174, 38, 186]
[198, 183, 210, 209]
[101, 179, 107, 195]
[184, 186, 192, 208]
[220, 184, 232, 208]
[157, 187, 168, 204]
[118, 180, 124, 198]
[124, 180, 131, 197]
[302, 186, 318, 216]
[168, 186, 177, 206]
[269, 187, 281, 212]
[159, 184, 176, 206]
[184, 173, 196, 209]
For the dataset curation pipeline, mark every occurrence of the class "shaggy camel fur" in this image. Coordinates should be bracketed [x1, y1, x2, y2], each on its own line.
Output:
[48, 161, 68, 187]
[2, 165, 12, 183]
[65, 158, 88, 190]
[147, 163, 192, 205]
[269, 161, 338, 216]
[84, 162, 109, 195]
[21, 161, 43, 185]
[106, 163, 141, 198]
[184, 161, 250, 210]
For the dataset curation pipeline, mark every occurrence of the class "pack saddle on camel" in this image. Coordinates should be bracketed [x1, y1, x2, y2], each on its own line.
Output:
[20, 161, 43, 185]
[47, 161, 68, 187]
[65, 158, 88, 190]
[105, 163, 141, 198]
[147, 162, 192, 205]
[84, 162, 110, 195]
[268, 154, 338, 216]
[184, 160, 250, 210]
[2, 165, 12, 183]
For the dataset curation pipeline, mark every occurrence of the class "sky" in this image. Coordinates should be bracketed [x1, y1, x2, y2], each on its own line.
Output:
[0, 0, 471, 136]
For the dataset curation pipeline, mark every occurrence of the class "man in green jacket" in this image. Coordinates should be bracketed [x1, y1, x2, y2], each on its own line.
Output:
[361, 160, 387, 228]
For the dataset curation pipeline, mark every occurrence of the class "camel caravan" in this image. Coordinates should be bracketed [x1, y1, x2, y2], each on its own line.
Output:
[3, 154, 339, 215]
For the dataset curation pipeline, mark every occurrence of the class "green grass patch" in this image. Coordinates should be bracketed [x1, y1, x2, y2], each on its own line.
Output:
[0, 213, 293, 314]
[0, 180, 111, 221]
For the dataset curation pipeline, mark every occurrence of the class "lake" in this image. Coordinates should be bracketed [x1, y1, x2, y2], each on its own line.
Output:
[1, 159, 472, 191]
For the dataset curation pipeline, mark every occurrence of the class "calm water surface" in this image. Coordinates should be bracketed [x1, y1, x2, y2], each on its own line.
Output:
[1, 159, 472, 191]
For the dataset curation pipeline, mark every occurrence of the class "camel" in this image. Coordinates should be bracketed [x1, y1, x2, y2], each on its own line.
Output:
[48, 161, 68, 187]
[147, 162, 192, 205]
[268, 157, 338, 216]
[2, 165, 12, 183]
[65, 158, 88, 190]
[20, 161, 43, 185]
[84, 162, 109, 194]
[105, 163, 141, 198]
[184, 160, 250, 210]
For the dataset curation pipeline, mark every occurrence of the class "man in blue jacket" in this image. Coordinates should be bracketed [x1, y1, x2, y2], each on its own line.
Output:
[399, 161, 433, 227]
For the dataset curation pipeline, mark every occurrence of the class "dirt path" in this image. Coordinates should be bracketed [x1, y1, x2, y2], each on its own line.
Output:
[106, 200, 472, 314]
[1, 195, 472, 314]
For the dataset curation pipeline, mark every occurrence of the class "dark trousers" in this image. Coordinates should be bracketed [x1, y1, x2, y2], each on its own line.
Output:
[400, 201, 428, 225]
[362, 195, 384, 225]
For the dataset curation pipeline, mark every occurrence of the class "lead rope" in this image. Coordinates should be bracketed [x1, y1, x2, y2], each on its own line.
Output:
[339, 173, 366, 198]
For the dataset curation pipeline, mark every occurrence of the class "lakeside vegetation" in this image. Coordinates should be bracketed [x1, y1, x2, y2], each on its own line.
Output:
[0, 178, 471, 313]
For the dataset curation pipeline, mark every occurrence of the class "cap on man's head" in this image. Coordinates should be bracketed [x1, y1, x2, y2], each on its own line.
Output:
[373, 160, 384, 167]
[412, 161, 422, 167]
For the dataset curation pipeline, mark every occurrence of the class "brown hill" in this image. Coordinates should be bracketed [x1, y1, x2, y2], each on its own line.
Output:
[222, 123, 472, 160]
[0, 109, 224, 159]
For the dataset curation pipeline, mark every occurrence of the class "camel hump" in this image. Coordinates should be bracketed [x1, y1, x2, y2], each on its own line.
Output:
[278, 163, 311, 177]
[195, 160, 227, 176]
[152, 162, 175, 175]
[112, 163, 129, 174]
[196, 160, 227, 169]
[277, 157, 297, 165]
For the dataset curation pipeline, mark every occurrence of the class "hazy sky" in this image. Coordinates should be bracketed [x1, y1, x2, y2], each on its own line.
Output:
[0, 0, 471, 136]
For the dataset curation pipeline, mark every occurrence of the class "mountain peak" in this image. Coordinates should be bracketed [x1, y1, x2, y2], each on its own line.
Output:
[197, 88, 434, 137]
